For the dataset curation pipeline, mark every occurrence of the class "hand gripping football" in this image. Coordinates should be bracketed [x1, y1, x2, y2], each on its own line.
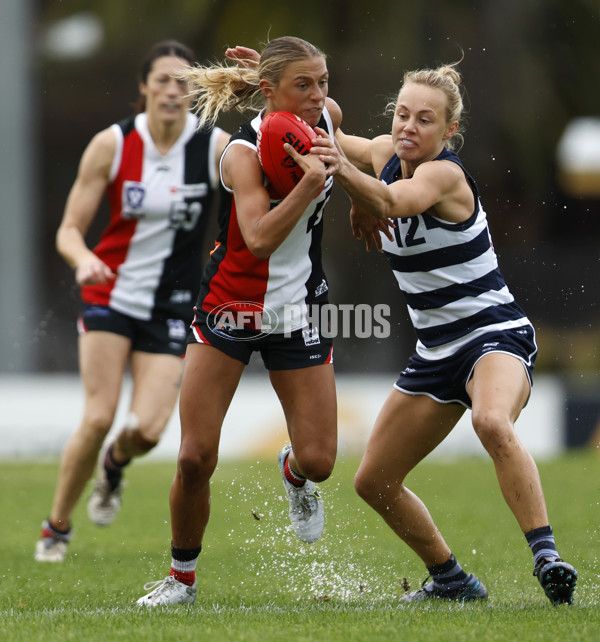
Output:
[257, 111, 316, 199]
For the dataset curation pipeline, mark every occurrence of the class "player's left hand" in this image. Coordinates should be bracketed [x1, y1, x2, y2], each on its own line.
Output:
[350, 202, 395, 252]
[225, 46, 260, 68]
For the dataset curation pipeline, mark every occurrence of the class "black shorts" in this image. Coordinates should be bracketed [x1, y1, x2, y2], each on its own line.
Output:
[78, 305, 188, 357]
[394, 325, 537, 408]
[188, 309, 334, 370]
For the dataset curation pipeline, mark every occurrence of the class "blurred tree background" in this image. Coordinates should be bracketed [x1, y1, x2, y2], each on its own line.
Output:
[26, 0, 600, 375]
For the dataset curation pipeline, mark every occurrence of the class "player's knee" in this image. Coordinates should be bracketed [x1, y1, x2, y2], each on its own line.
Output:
[307, 462, 333, 483]
[128, 429, 159, 454]
[82, 411, 114, 443]
[177, 445, 218, 487]
[116, 413, 160, 456]
[472, 409, 515, 455]
[354, 464, 398, 507]
[354, 469, 376, 504]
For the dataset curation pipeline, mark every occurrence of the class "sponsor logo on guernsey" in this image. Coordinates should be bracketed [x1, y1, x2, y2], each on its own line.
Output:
[178, 183, 209, 198]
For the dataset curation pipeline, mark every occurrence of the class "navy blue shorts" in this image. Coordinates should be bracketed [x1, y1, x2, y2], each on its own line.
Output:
[394, 326, 537, 408]
[188, 309, 334, 371]
[78, 305, 188, 357]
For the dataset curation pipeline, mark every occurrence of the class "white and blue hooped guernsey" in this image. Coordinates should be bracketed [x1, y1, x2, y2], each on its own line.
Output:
[379, 147, 532, 361]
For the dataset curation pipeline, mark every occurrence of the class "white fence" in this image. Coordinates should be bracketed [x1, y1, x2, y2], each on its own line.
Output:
[0, 373, 564, 460]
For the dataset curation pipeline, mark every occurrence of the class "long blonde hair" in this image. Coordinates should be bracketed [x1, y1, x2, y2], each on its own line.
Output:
[388, 60, 466, 150]
[180, 36, 326, 127]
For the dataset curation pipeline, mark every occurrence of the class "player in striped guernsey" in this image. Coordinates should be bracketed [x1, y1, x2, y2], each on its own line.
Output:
[324, 60, 577, 605]
[136, 37, 341, 607]
[34, 41, 230, 563]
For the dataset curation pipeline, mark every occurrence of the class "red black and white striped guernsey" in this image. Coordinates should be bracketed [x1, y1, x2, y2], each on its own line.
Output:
[195, 108, 335, 334]
[81, 112, 223, 321]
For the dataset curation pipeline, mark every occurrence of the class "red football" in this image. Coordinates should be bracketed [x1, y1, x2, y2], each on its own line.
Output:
[257, 111, 316, 199]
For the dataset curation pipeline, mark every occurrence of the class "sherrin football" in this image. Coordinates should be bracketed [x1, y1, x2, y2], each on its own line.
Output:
[257, 111, 317, 199]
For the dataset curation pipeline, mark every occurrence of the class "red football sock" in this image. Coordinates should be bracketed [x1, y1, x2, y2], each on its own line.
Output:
[284, 455, 306, 487]
[169, 568, 196, 586]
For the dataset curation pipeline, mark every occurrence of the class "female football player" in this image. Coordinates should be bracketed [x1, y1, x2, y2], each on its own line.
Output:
[295, 60, 577, 606]
[137, 36, 341, 606]
[35, 40, 230, 562]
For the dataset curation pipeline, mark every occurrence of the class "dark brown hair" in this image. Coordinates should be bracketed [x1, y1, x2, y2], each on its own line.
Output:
[135, 40, 195, 113]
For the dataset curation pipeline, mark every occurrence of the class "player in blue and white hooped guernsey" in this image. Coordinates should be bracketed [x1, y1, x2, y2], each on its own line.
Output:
[321, 60, 576, 605]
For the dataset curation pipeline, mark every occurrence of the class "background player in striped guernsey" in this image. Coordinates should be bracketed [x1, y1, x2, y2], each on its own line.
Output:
[306, 59, 577, 605]
[34, 40, 231, 562]
[136, 37, 342, 607]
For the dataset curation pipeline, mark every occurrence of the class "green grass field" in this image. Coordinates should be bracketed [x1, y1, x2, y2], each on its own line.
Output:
[1, 451, 598, 641]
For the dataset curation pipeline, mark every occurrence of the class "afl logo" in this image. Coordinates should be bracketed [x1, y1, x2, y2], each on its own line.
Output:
[206, 301, 279, 341]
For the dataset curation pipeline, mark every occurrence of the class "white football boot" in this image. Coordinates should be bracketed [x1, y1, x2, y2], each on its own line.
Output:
[87, 445, 124, 526]
[136, 576, 197, 606]
[277, 445, 324, 543]
[87, 477, 123, 526]
[34, 520, 70, 562]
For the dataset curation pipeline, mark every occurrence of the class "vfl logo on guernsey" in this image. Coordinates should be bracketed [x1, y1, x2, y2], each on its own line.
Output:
[122, 181, 146, 218]
[207, 301, 279, 341]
